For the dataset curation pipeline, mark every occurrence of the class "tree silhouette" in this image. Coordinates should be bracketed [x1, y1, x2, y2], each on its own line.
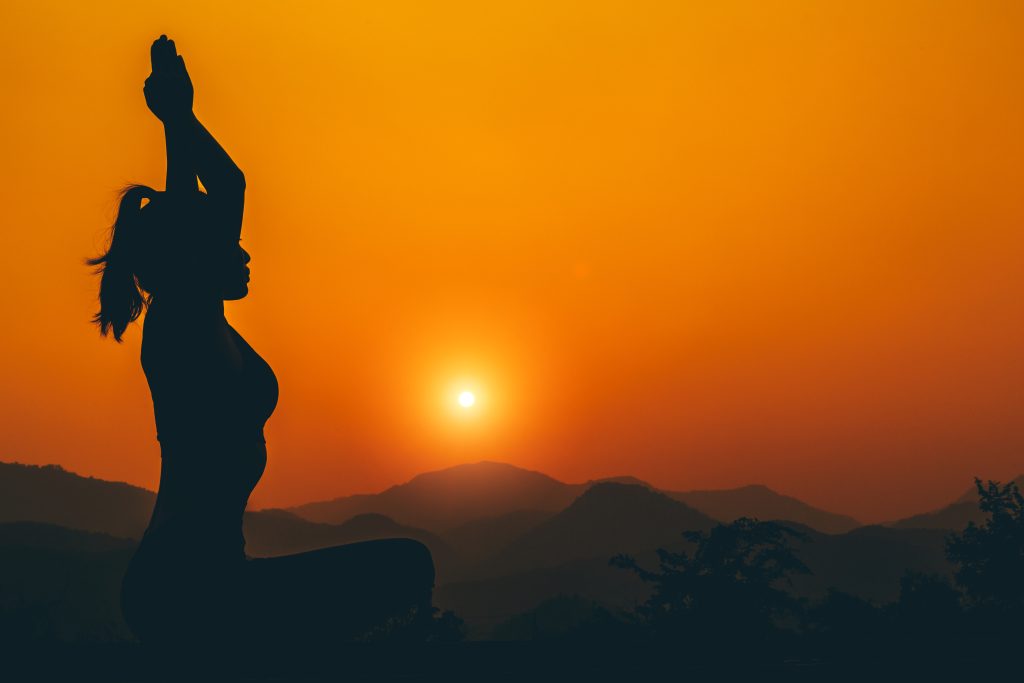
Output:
[890, 571, 965, 653]
[944, 478, 1024, 645]
[611, 518, 809, 649]
[945, 478, 1024, 613]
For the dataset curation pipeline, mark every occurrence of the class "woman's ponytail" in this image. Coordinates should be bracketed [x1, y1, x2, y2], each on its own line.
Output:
[87, 185, 158, 342]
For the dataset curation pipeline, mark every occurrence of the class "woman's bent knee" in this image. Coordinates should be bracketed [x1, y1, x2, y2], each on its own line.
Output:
[377, 538, 435, 592]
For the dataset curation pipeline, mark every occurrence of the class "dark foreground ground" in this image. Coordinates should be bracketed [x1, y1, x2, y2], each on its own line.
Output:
[1, 642, 1009, 682]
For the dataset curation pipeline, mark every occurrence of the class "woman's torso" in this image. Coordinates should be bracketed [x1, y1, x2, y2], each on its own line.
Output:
[138, 298, 278, 553]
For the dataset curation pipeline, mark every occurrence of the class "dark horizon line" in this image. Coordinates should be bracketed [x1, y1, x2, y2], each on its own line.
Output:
[5, 457, 1022, 527]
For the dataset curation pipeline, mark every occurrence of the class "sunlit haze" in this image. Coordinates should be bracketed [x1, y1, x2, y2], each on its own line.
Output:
[1, 1, 1022, 523]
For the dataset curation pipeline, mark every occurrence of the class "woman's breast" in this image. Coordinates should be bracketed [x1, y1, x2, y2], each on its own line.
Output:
[230, 326, 279, 432]
[242, 349, 279, 430]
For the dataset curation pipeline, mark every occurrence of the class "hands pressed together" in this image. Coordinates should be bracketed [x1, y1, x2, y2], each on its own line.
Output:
[144, 35, 194, 124]
[143, 34, 246, 203]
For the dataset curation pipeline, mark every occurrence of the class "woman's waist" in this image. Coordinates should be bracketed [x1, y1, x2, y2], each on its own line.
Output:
[137, 512, 247, 559]
[156, 427, 267, 449]
[157, 439, 267, 480]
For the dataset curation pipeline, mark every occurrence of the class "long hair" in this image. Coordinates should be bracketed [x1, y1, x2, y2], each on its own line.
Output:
[87, 185, 160, 342]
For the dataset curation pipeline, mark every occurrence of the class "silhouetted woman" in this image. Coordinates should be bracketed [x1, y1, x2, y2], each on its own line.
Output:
[89, 37, 434, 655]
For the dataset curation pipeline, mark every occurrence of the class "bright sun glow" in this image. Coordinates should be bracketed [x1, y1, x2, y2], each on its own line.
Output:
[458, 391, 476, 408]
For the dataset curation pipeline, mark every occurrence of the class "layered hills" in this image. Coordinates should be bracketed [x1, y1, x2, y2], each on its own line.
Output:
[287, 460, 861, 534]
[4, 458, 1015, 638]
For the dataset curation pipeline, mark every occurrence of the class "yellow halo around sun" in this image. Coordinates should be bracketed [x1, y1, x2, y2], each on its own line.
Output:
[458, 390, 476, 408]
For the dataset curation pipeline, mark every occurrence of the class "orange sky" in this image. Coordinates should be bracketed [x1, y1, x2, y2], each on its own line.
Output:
[1, 1, 1022, 523]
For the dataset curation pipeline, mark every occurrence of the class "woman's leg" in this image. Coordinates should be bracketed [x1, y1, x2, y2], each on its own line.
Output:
[243, 538, 435, 646]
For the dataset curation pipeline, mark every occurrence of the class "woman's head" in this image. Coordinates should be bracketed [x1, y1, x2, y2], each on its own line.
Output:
[88, 186, 251, 341]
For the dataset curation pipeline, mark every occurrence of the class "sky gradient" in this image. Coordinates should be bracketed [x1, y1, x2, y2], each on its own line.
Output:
[1, 0, 1022, 523]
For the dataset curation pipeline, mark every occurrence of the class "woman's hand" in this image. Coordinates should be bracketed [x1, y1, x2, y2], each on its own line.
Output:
[144, 35, 194, 124]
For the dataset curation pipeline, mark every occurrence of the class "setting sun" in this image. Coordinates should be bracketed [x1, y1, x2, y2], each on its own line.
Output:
[458, 391, 476, 409]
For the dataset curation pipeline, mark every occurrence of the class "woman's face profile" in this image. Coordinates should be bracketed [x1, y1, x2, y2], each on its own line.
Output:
[137, 196, 253, 302]
[218, 242, 251, 301]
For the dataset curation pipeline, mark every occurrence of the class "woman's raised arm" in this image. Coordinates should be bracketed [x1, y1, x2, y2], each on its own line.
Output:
[145, 36, 245, 235]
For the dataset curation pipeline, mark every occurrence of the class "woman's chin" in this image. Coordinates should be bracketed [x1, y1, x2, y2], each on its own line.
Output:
[223, 284, 249, 301]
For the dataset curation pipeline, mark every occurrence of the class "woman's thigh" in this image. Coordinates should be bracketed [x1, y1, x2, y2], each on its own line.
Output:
[243, 538, 435, 641]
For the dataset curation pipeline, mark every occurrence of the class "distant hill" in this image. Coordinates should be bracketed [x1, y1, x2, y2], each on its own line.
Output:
[0, 461, 154, 538]
[3, 458, 860, 542]
[669, 484, 861, 534]
[889, 475, 1024, 530]
[0, 458, 983, 642]
[786, 524, 952, 603]
[439, 521, 954, 636]
[480, 483, 716, 577]
[0, 461, 453, 567]
[889, 501, 981, 532]
[441, 509, 556, 571]
[436, 555, 650, 639]
[953, 474, 1024, 502]
[0, 521, 136, 553]
[290, 461, 584, 531]
[287, 461, 860, 535]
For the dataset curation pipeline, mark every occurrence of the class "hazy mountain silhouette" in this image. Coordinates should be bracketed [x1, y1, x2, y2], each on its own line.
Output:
[0, 461, 452, 564]
[668, 484, 861, 534]
[587, 475, 653, 488]
[0, 459, 975, 642]
[0, 521, 136, 553]
[952, 474, 1024, 502]
[479, 483, 716, 577]
[436, 555, 650, 638]
[287, 460, 859, 535]
[889, 475, 1024, 530]
[436, 519, 953, 634]
[890, 501, 982, 531]
[441, 510, 556, 569]
[785, 524, 952, 603]
[4, 459, 958, 599]
[290, 461, 583, 531]
[0, 462, 154, 539]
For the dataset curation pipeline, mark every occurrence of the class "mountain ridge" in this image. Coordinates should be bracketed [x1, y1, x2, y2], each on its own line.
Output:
[0, 458, 987, 638]
[477, 482, 717, 578]
[284, 460, 863, 534]
[889, 474, 1024, 530]
[0, 461, 155, 539]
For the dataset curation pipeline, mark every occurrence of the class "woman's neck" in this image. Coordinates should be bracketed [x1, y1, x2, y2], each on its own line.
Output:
[149, 292, 225, 321]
